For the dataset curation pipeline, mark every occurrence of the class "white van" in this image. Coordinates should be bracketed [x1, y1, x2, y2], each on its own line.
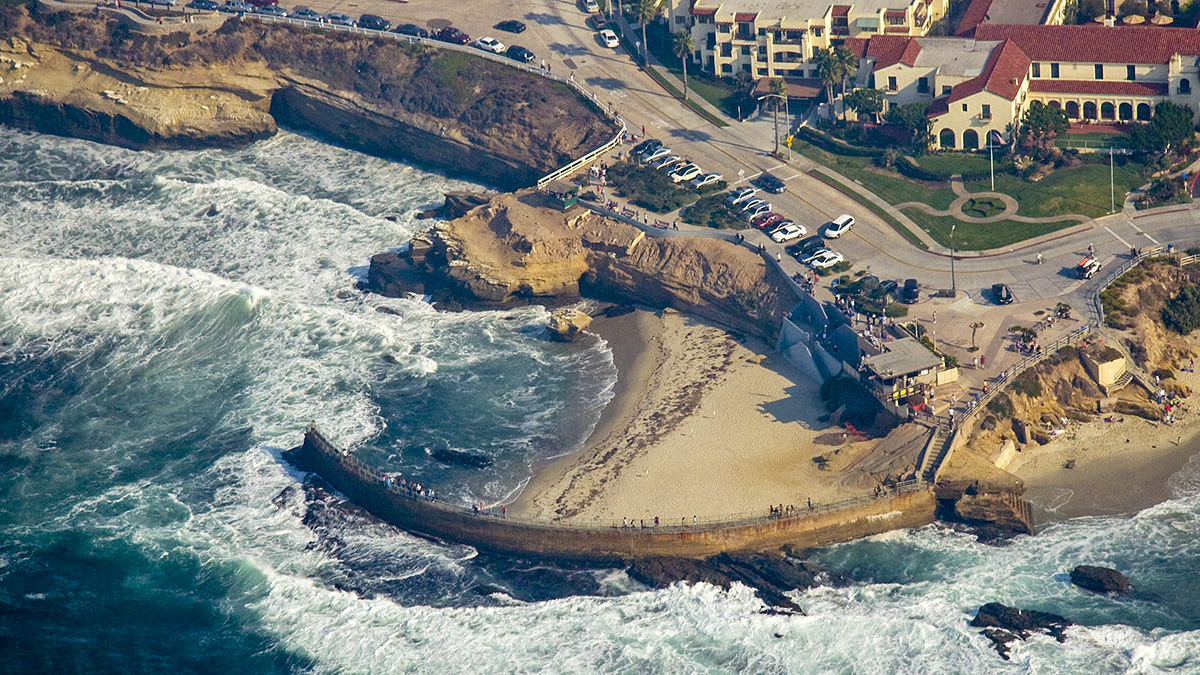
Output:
[824, 214, 854, 238]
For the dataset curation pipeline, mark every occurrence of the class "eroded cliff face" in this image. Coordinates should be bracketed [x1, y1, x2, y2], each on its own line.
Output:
[369, 191, 794, 338]
[0, 9, 616, 187]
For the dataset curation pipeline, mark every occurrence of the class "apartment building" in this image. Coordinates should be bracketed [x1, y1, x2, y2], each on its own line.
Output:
[680, 0, 949, 82]
[847, 24, 1200, 150]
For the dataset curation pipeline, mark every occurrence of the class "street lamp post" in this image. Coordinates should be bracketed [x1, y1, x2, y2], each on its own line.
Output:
[969, 321, 985, 351]
[950, 223, 957, 297]
[757, 93, 789, 158]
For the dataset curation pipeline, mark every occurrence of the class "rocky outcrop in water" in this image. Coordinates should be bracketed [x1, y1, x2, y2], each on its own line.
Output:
[547, 307, 592, 342]
[417, 192, 493, 221]
[970, 602, 1072, 660]
[1070, 565, 1132, 594]
[365, 191, 793, 338]
[627, 552, 837, 614]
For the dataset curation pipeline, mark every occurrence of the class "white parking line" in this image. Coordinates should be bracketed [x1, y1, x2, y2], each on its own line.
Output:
[1104, 226, 1131, 248]
[1127, 219, 1160, 244]
[783, 172, 804, 181]
[737, 171, 763, 184]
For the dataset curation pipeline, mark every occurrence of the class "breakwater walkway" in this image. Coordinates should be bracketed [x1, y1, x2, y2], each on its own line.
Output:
[288, 427, 937, 561]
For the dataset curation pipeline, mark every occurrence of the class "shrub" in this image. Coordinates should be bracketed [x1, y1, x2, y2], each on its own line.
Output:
[986, 392, 1015, 418]
[1162, 282, 1200, 334]
[1011, 369, 1043, 398]
[884, 304, 909, 318]
[797, 127, 883, 158]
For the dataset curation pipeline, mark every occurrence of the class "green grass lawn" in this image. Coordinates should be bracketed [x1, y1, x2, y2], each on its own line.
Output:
[903, 212, 1081, 251]
[914, 152, 996, 176]
[965, 164, 1143, 218]
[793, 141, 957, 209]
[644, 24, 742, 119]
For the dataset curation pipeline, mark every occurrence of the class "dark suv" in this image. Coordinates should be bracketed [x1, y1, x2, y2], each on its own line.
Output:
[757, 173, 787, 194]
[436, 27, 471, 45]
[902, 278, 920, 304]
[392, 23, 428, 38]
[358, 14, 391, 31]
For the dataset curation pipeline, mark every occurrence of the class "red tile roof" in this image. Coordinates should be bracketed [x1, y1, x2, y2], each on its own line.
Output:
[975, 23, 1200, 63]
[865, 35, 916, 68]
[1028, 80, 1170, 96]
[927, 96, 950, 117]
[955, 0, 993, 37]
[842, 37, 869, 58]
[885, 9, 907, 17]
[884, 26, 911, 33]
[832, 5, 851, 16]
[734, 12, 758, 21]
[899, 39, 923, 66]
[945, 39, 1031, 104]
[693, 6, 716, 15]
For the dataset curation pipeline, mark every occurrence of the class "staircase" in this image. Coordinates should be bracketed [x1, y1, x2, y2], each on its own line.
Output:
[918, 423, 956, 482]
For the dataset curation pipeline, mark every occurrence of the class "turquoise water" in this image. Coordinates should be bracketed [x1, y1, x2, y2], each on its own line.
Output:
[0, 128, 1197, 673]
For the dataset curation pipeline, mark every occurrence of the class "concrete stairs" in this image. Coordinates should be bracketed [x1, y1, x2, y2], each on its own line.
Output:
[918, 422, 956, 482]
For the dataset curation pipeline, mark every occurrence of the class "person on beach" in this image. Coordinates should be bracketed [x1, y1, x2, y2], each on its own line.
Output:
[807, 498, 813, 510]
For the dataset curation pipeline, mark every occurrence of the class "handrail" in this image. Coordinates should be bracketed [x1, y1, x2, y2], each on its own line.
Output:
[244, 15, 626, 188]
[301, 426, 928, 533]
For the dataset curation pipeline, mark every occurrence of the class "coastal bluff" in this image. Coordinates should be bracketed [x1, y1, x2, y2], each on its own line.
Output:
[0, 8, 616, 189]
[366, 191, 795, 338]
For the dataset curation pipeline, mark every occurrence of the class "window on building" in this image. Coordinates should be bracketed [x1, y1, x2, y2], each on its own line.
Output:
[962, 103, 968, 112]
[718, 24, 731, 33]
[981, 104, 991, 119]
[757, 67, 768, 75]
[742, 63, 751, 72]
[758, 46, 768, 57]
[741, 46, 751, 55]
[917, 77, 928, 93]
[1094, 64, 1104, 79]
[813, 27, 823, 37]
[1182, 78, 1192, 95]
[721, 44, 732, 57]
[942, 85, 952, 96]
[721, 63, 733, 73]
[887, 76, 897, 91]
[758, 28, 768, 36]
[1031, 62, 1041, 77]
[1127, 65, 1136, 81]
[1051, 62, 1059, 78]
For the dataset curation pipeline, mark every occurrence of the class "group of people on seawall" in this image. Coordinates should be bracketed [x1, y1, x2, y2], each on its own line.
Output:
[381, 473, 436, 502]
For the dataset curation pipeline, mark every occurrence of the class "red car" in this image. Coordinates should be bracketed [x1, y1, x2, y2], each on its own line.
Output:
[436, 27, 471, 45]
[752, 212, 786, 229]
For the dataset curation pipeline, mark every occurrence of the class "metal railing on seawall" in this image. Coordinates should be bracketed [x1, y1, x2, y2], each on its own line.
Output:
[244, 15, 626, 188]
[300, 425, 929, 534]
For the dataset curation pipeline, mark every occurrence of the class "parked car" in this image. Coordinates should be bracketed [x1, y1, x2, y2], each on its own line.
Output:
[356, 14, 391, 30]
[474, 36, 506, 53]
[149, 0, 176, 7]
[590, 14, 608, 30]
[436, 27, 471, 44]
[771, 223, 805, 243]
[256, 5, 288, 16]
[495, 20, 526, 33]
[670, 164, 703, 183]
[878, 279, 899, 298]
[751, 212, 785, 229]
[599, 29, 619, 48]
[773, 219, 802, 235]
[632, 139, 661, 155]
[506, 45, 536, 63]
[788, 235, 826, 259]
[1076, 256, 1101, 279]
[654, 156, 683, 171]
[742, 201, 772, 220]
[740, 198, 768, 213]
[186, 0, 218, 9]
[220, 1, 252, 12]
[640, 147, 670, 163]
[691, 172, 723, 188]
[757, 173, 787, 194]
[807, 250, 846, 269]
[326, 12, 354, 25]
[902, 278, 920, 303]
[726, 186, 756, 205]
[291, 7, 323, 20]
[582, 0, 599, 12]
[393, 23, 429, 37]
[243, 0, 275, 7]
[992, 283, 1014, 305]
[824, 214, 855, 238]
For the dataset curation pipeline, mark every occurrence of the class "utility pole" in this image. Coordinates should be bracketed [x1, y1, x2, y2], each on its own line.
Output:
[1110, 145, 1116, 213]
[758, 93, 786, 157]
[950, 223, 957, 297]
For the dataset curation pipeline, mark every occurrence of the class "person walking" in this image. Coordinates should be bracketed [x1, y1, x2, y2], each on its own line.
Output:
[1036, 251, 1043, 264]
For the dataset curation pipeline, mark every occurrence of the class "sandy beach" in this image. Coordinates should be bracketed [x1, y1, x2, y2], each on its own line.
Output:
[512, 308, 892, 524]
[1006, 366, 1200, 523]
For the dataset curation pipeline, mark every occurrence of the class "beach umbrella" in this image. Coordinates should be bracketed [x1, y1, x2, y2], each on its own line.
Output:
[1122, 14, 1145, 23]
[1152, 13, 1174, 24]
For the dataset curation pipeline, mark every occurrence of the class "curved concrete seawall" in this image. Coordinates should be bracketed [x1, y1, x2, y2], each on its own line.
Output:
[288, 428, 938, 561]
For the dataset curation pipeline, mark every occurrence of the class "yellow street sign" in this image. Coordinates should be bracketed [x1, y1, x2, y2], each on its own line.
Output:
[785, 135, 793, 147]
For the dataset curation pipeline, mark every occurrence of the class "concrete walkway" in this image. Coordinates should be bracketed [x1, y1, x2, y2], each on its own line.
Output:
[896, 176, 1091, 228]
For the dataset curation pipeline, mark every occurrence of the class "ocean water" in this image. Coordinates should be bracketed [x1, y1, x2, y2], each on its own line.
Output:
[0, 128, 1198, 674]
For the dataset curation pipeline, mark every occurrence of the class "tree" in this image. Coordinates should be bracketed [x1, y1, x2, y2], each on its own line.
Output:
[813, 47, 838, 106]
[1075, 0, 1106, 22]
[1118, 0, 1149, 16]
[885, 102, 932, 153]
[1018, 101, 1070, 152]
[1162, 283, 1200, 334]
[844, 88, 884, 119]
[834, 45, 858, 95]
[768, 77, 787, 109]
[631, 0, 661, 66]
[672, 29, 694, 100]
[1129, 100, 1197, 156]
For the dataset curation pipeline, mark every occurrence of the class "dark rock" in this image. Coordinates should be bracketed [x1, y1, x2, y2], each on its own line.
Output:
[1031, 430, 1052, 445]
[601, 304, 636, 318]
[980, 415, 997, 431]
[365, 251, 427, 297]
[627, 552, 832, 614]
[970, 602, 1072, 660]
[204, 203, 221, 217]
[1069, 565, 1132, 594]
[416, 192, 492, 220]
[1011, 417, 1028, 444]
[1072, 374, 1100, 398]
[430, 447, 493, 469]
[471, 583, 509, 596]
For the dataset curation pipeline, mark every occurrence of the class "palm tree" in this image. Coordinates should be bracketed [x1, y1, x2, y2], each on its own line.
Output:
[835, 45, 858, 96]
[768, 77, 787, 110]
[672, 29, 695, 100]
[814, 47, 839, 107]
[631, 0, 661, 66]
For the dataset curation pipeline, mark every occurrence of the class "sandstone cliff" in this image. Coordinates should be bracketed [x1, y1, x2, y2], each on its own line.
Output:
[0, 8, 616, 188]
[368, 191, 795, 338]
